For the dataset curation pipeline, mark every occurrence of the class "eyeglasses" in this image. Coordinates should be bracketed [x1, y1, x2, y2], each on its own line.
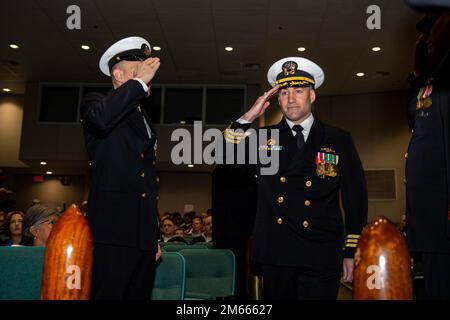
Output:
[38, 218, 57, 228]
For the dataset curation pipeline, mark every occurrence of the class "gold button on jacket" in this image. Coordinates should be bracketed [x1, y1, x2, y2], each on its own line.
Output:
[306, 181, 312, 187]
[141, 192, 147, 198]
[304, 200, 311, 206]
[277, 218, 283, 225]
[277, 196, 284, 203]
[280, 177, 286, 183]
[302, 220, 309, 228]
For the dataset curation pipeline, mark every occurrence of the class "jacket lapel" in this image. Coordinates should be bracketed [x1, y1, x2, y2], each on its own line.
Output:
[284, 118, 326, 175]
[141, 107, 157, 149]
[127, 105, 150, 141]
[276, 118, 297, 174]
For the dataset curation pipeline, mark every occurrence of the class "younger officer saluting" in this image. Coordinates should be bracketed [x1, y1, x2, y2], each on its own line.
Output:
[81, 36, 161, 300]
[224, 57, 368, 300]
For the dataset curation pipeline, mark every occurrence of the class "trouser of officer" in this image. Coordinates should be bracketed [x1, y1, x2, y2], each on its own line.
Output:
[421, 252, 450, 299]
[91, 243, 156, 300]
[262, 264, 341, 300]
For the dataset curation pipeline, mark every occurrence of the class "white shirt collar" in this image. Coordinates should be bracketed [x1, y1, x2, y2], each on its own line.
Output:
[284, 113, 315, 141]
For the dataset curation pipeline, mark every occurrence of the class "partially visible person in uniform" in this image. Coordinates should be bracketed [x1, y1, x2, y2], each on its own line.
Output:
[21, 204, 60, 247]
[223, 57, 368, 300]
[80, 36, 161, 300]
[405, 0, 450, 299]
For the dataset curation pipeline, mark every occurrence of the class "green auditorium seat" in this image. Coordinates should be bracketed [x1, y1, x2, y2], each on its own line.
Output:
[179, 249, 235, 300]
[0, 246, 46, 300]
[151, 252, 186, 300]
[162, 243, 209, 252]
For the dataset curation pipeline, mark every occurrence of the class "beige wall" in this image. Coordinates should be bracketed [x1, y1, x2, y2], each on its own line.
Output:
[11, 175, 86, 211]
[264, 90, 411, 223]
[157, 171, 212, 216]
[0, 94, 27, 167]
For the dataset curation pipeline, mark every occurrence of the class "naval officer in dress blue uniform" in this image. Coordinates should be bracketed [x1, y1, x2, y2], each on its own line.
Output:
[224, 57, 368, 300]
[405, 0, 450, 299]
[81, 36, 161, 300]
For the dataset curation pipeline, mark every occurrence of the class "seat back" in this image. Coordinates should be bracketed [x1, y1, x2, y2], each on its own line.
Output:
[151, 252, 186, 300]
[0, 247, 46, 300]
[179, 249, 235, 299]
[162, 243, 209, 252]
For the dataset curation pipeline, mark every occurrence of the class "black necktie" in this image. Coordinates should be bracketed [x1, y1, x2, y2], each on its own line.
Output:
[292, 125, 305, 149]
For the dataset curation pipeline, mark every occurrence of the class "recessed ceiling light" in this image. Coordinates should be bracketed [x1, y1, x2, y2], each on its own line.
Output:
[297, 47, 306, 52]
[356, 72, 365, 77]
[372, 47, 381, 52]
[2, 88, 11, 92]
[81, 45, 90, 50]
[9, 44, 19, 49]
[40, 161, 47, 166]
[188, 164, 194, 168]
[46, 171, 53, 175]
[153, 46, 161, 51]
[225, 47, 233, 52]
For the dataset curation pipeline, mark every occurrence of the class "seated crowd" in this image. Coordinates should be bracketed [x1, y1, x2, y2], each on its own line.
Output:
[0, 188, 213, 247]
[159, 210, 213, 245]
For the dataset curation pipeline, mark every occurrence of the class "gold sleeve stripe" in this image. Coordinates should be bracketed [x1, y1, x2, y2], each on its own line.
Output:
[346, 234, 360, 239]
[223, 128, 251, 145]
[345, 243, 358, 248]
[345, 239, 359, 244]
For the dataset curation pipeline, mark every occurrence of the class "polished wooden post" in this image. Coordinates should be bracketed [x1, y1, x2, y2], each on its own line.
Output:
[353, 216, 412, 300]
[41, 204, 93, 300]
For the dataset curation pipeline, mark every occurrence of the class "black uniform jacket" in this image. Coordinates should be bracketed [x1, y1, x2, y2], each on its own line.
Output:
[224, 117, 368, 270]
[80, 79, 159, 251]
[406, 60, 450, 253]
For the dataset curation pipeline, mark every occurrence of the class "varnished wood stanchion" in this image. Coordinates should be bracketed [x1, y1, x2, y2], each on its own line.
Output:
[353, 216, 412, 300]
[41, 204, 93, 300]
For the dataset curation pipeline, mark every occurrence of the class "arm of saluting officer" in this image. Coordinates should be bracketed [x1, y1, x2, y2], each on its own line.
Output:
[80, 79, 148, 136]
[223, 85, 279, 144]
[340, 131, 368, 281]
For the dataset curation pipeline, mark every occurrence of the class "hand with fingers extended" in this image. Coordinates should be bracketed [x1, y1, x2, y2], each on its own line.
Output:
[241, 85, 280, 122]
[135, 57, 161, 85]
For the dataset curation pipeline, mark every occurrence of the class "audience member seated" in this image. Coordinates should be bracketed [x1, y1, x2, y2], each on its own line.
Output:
[175, 228, 185, 237]
[160, 216, 176, 242]
[21, 204, 60, 246]
[187, 216, 204, 237]
[191, 214, 213, 244]
[182, 211, 196, 232]
[3, 211, 24, 246]
[0, 210, 7, 245]
[80, 200, 88, 216]
[171, 212, 184, 227]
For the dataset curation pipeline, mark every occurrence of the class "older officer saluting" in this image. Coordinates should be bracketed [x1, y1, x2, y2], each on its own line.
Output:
[224, 57, 368, 300]
[81, 36, 161, 300]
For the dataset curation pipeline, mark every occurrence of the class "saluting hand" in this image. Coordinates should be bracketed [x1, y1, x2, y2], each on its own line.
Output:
[136, 57, 161, 85]
[241, 85, 279, 122]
